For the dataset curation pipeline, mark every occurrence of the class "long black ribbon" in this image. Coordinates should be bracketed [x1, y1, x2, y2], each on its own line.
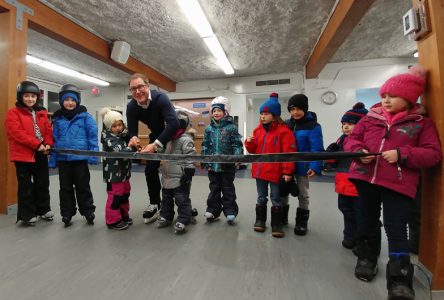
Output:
[53, 148, 380, 163]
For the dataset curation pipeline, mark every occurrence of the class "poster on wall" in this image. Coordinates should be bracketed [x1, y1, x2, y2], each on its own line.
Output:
[356, 88, 380, 109]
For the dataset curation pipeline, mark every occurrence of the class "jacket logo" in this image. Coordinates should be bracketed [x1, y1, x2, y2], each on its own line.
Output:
[396, 124, 420, 138]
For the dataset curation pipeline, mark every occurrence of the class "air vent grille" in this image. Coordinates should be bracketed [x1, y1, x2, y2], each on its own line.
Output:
[256, 78, 290, 86]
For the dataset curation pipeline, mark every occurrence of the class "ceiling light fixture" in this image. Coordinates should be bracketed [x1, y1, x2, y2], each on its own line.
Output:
[413, 51, 419, 58]
[176, 0, 234, 75]
[26, 55, 110, 86]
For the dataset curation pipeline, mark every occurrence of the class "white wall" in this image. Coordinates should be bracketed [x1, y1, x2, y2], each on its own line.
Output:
[168, 57, 417, 146]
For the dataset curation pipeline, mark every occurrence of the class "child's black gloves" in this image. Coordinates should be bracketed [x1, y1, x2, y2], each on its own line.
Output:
[326, 142, 339, 152]
[180, 168, 195, 187]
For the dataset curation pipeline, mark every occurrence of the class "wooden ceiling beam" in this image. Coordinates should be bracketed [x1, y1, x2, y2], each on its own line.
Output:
[305, 0, 376, 79]
[0, 0, 176, 91]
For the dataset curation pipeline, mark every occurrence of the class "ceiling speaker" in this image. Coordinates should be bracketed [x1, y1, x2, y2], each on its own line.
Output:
[110, 41, 130, 64]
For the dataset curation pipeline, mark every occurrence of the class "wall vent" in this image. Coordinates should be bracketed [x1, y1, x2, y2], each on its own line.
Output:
[256, 78, 290, 86]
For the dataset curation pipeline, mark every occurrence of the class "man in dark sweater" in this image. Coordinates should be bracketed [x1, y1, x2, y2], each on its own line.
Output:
[127, 73, 179, 223]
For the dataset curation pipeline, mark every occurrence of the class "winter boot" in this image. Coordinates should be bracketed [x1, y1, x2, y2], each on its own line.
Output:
[282, 204, 290, 226]
[62, 216, 72, 227]
[386, 255, 415, 300]
[191, 208, 198, 224]
[254, 204, 267, 232]
[271, 206, 285, 238]
[294, 208, 309, 235]
[85, 213, 95, 225]
[354, 238, 379, 282]
[174, 222, 186, 234]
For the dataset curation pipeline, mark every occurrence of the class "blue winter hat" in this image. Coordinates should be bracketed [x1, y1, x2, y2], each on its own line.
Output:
[341, 102, 368, 124]
[259, 92, 281, 116]
[60, 92, 79, 106]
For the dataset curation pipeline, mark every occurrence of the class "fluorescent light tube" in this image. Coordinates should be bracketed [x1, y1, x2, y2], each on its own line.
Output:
[203, 36, 234, 75]
[176, 0, 213, 37]
[26, 55, 110, 86]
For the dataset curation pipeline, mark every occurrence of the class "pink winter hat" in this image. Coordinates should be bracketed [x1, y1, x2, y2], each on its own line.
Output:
[379, 65, 427, 104]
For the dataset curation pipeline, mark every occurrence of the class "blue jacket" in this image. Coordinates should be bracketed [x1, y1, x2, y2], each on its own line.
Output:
[285, 111, 324, 176]
[201, 116, 243, 172]
[49, 107, 99, 167]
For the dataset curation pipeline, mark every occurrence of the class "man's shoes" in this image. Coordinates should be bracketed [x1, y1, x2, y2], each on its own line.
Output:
[143, 204, 159, 224]
[22, 217, 37, 226]
[62, 216, 72, 227]
[40, 211, 54, 221]
[85, 213, 95, 225]
[157, 217, 172, 228]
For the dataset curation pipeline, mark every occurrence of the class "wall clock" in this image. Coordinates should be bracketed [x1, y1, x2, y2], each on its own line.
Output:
[321, 91, 337, 105]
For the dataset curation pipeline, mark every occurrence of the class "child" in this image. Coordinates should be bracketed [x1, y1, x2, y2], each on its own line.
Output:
[245, 93, 296, 238]
[201, 96, 243, 224]
[326, 102, 368, 249]
[283, 94, 324, 235]
[157, 110, 196, 233]
[5, 81, 54, 226]
[344, 65, 442, 299]
[49, 84, 98, 227]
[100, 108, 135, 231]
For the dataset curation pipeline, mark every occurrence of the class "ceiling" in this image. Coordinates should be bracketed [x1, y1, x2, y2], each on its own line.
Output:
[26, 0, 416, 89]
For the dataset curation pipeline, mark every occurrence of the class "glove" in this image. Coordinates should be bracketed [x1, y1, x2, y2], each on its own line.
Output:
[180, 168, 195, 187]
[326, 142, 339, 152]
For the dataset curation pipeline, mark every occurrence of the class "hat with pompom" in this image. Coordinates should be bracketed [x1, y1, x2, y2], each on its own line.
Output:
[211, 96, 231, 115]
[259, 92, 281, 116]
[379, 65, 427, 104]
[341, 102, 368, 124]
[100, 107, 124, 130]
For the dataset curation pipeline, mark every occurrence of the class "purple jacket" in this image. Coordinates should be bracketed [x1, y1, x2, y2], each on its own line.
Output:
[344, 104, 442, 198]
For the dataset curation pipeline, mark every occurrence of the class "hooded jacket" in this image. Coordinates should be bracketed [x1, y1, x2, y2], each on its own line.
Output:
[159, 131, 196, 189]
[344, 104, 442, 198]
[101, 129, 134, 183]
[245, 121, 296, 183]
[49, 106, 99, 167]
[201, 116, 243, 172]
[6, 106, 53, 162]
[285, 111, 324, 176]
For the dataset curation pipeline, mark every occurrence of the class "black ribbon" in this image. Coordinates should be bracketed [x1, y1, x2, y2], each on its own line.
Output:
[53, 148, 380, 163]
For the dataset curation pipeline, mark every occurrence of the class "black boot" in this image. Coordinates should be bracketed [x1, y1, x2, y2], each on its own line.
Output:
[271, 206, 285, 238]
[282, 204, 289, 226]
[294, 208, 309, 235]
[254, 204, 267, 232]
[386, 256, 415, 300]
[354, 238, 379, 282]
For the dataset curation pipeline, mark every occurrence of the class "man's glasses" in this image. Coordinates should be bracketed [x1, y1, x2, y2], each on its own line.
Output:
[129, 84, 146, 93]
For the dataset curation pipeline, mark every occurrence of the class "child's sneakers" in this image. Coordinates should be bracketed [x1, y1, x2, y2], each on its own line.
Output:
[174, 222, 186, 233]
[122, 216, 133, 226]
[204, 212, 217, 223]
[22, 217, 37, 226]
[40, 211, 54, 221]
[85, 213, 95, 225]
[62, 216, 72, 227]
[157, 217, 172, 228]
[226, 214, 236, 225]
[107, 220, 129, 231]
[143, 204, 159, 224]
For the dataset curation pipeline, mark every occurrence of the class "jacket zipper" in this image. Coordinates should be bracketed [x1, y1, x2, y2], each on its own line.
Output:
[371, 123, 389, 183]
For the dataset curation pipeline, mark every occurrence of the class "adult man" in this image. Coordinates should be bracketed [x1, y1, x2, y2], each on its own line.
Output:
[127, 73, 179, 223]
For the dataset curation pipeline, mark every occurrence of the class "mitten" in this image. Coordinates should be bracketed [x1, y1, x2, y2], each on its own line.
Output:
[180, 168, 195, 187]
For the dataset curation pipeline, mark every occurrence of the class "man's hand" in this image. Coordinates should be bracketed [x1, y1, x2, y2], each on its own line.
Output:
[359, 149, 375, 164]
[140, 143, 156, 153]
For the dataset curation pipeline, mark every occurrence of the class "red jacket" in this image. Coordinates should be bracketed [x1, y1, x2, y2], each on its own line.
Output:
[344, 105, 442, 198]
[5, 106, 53, 162]
[245, 122, 296, 183]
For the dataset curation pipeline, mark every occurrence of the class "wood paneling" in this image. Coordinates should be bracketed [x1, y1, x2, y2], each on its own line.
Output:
[305, 0, 376, 79]
[414, 0, 444, 290]
[0, 10, 28, 213]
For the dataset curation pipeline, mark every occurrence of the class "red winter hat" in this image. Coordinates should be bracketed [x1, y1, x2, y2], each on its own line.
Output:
[379, 65, 427, 104]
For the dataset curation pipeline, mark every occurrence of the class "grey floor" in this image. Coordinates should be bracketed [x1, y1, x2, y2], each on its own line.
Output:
[0, 169, 429, 300]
